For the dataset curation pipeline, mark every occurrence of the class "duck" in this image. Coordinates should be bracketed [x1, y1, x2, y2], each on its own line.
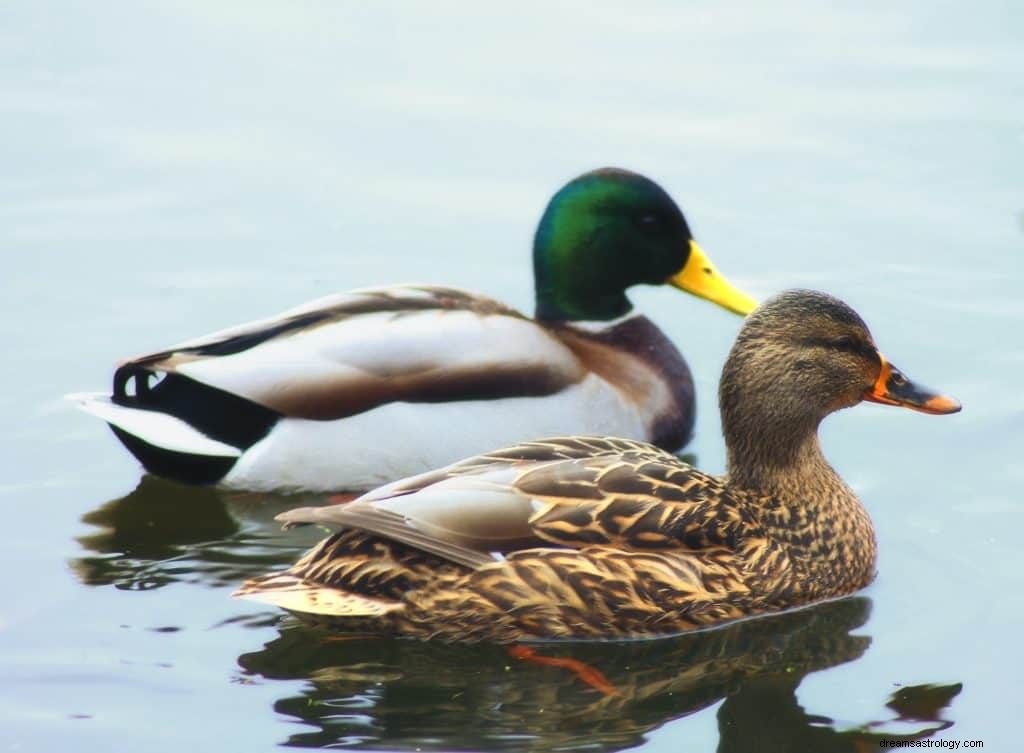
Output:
[234, 290, 961, 641]
[70, 168, 755, 493]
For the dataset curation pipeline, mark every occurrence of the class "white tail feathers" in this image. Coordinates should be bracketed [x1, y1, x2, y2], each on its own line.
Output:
[66, 392, 241, 458]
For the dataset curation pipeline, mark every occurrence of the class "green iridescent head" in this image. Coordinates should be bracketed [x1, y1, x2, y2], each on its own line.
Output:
[532, 168, 756, 322]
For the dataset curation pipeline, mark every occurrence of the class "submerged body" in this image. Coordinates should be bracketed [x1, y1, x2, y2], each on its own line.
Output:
[71, 169, 755, 492]
[236, 291, 960, 640]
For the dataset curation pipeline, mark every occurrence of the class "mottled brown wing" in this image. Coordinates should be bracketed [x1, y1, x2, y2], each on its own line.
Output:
[364, 436, 678, 501]
[278, 502, 501, 569]
[518, 453, 754, 551]
[278, 440, 753, 566]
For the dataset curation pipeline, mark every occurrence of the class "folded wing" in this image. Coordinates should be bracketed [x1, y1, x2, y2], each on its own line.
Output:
[275, 436, 747, 563]
[114, 285, 586, 421]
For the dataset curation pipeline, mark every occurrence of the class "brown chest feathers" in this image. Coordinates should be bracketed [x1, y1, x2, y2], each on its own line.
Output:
[550, 315, 695, 450]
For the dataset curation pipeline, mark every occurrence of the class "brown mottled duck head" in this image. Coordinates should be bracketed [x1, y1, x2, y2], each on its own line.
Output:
[719, 290, 960, 467]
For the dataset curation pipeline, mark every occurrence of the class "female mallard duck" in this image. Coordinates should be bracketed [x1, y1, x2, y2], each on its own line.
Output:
[235, 290, 961, 641]
[71, 168, 754, 493]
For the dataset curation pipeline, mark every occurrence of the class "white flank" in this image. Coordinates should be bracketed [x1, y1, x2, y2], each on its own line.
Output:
[68, 392, 241, 457]
[221, 374, 647, 492]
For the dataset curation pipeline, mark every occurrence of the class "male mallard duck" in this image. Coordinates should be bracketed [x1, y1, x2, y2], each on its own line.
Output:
[235, 290, 961, 641]
[71, 168, 755, 493]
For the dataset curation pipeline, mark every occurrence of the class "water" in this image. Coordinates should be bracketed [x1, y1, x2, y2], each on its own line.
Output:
[2, 1, 1021, 750]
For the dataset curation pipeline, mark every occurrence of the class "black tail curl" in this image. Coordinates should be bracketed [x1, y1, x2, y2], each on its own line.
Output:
[106, 365, 282, 484]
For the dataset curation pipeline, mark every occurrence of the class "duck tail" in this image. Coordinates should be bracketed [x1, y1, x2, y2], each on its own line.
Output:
[233, 529, 467, 631]
[66, 391, 241, 484]
[233, 570, 402, 625]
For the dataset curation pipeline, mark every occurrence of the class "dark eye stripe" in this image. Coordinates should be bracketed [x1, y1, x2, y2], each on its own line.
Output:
[801, 337, 874, 357]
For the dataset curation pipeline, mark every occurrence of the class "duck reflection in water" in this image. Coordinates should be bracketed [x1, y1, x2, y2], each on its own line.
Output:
[70, 475, 332, 590]
[236, 597, 961, 751]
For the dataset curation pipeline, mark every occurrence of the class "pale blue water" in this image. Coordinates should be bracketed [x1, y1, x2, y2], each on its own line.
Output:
[1, 2, 1021, 750]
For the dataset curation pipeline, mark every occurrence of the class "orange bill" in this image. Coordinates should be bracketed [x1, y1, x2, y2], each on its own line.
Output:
[863, 353, 961, 415]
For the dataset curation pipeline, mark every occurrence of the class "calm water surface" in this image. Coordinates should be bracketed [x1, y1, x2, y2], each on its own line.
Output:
[2, 2, 1021, 751]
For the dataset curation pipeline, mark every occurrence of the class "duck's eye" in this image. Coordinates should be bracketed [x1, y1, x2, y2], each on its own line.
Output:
[636, 214, 661, 230]
[829, 336, 858, 351]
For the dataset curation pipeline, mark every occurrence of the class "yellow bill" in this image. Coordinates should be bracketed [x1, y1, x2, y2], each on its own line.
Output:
[667, 240, 758, 316]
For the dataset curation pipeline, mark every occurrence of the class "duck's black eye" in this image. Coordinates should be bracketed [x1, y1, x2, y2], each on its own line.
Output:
[829, 336, 858, 351]
[636, 213, 662, 231]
